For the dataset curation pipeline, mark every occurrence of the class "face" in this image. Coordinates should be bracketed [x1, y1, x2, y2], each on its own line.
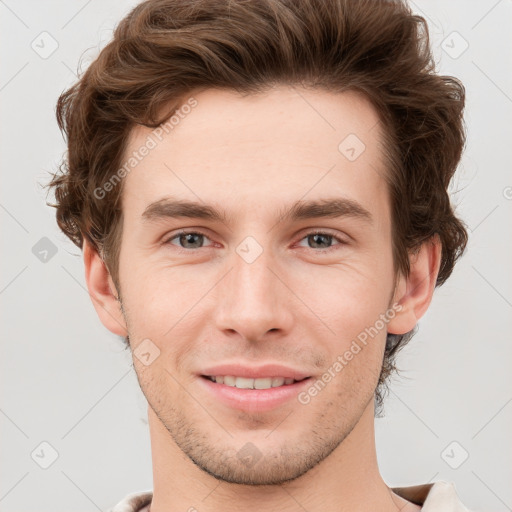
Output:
[113, 86, 399, 485]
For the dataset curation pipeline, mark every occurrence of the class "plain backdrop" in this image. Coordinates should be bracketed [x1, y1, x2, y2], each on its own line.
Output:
[1, 1, 511, 511]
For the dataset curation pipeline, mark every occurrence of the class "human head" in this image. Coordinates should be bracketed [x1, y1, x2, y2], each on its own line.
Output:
[46, 0, 467, 419]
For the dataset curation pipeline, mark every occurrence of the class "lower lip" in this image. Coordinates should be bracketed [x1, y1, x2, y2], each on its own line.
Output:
[198, 376, 312, 413]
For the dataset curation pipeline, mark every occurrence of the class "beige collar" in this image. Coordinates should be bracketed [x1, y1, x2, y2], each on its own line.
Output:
[392, 481, 471, 511]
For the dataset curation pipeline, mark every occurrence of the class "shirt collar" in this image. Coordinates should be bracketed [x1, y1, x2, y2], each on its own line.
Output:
[110, 481, 471, 512]
[392, 481, 471, 511]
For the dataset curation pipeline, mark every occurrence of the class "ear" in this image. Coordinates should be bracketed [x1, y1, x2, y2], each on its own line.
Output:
[83, 238, 127, 337]
[387, 236, 442, 335]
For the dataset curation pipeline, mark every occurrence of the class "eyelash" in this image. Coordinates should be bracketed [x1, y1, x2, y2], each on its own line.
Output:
[163, 229, 348, 254]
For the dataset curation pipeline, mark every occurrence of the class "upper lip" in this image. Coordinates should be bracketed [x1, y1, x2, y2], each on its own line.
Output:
[199, 363, 311, 380]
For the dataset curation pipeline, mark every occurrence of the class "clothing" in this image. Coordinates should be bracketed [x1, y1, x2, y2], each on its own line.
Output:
[106, 480, 472, 512]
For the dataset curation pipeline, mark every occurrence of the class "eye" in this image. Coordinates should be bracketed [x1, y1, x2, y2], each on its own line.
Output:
[296, 231, 347, 252]
[162, 229, 348, 253]
[164, 230, 214, 251]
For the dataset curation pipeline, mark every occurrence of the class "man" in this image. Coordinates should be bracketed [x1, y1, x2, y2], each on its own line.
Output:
[47, 0, 472, 510]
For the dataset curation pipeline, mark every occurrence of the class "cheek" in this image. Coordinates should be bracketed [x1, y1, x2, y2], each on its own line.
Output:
[119, 256, 204, 332]
[291, 259, 394, 338]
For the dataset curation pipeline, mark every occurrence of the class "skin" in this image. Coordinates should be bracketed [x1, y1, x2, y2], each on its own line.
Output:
[84, 86, 441, 512]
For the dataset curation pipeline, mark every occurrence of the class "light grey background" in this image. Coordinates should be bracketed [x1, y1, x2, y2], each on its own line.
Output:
[1, 1, 511, 511]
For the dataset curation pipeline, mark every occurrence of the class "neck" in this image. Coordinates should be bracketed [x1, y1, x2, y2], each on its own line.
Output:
[148, 400, 417, 512]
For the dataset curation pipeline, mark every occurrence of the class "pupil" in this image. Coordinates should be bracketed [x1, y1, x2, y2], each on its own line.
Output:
[310, 234, 330, 249]
[181, 233, 202, 248]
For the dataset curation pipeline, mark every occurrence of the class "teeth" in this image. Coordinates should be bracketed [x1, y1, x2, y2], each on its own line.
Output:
[223, 376, 236, 386]
[236, 377, 255, 389]
[271, 377, 285, 387]
[208, 375, 300, 390]
[254, 378, 274, 389]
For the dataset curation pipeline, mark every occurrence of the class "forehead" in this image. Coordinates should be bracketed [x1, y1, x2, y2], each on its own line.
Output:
[120, 86, 389, 225]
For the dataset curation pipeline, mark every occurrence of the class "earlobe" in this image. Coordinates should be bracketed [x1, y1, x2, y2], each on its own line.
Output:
[83, 238, 128, 337]
[387, 236, 442, 335]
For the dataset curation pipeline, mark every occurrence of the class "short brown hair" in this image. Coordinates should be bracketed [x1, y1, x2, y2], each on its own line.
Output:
[46, 0, 468, 415]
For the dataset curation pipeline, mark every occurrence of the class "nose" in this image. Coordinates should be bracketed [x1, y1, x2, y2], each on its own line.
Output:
[212, 243, 295, 343]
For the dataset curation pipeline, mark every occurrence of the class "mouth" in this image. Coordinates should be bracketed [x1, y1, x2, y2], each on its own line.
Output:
[201, 375, 310, 390]
[198, 374, 312, 413]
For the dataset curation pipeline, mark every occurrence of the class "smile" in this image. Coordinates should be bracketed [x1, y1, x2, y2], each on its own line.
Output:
[203, 375, 307, 390]
[198, 375, 312, 413]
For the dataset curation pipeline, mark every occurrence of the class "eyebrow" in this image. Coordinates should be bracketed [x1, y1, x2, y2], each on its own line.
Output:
[141, 197, 373, 225]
